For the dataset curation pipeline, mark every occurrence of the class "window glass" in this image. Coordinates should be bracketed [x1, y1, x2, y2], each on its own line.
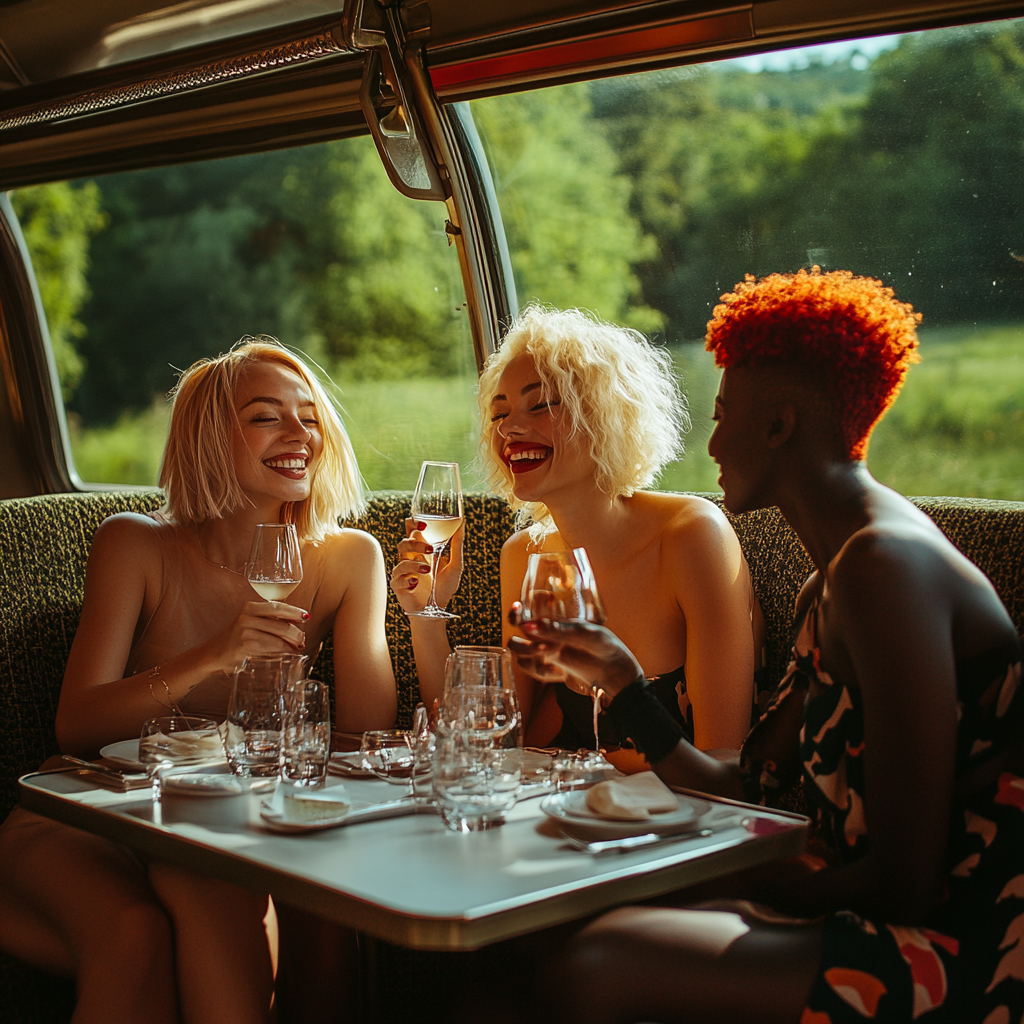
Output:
[9, 136, 480, 491]
[470, 18, 1024, 498]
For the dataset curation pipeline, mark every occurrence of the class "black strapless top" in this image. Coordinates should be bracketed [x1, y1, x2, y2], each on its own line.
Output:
[550, 667, 692, 751]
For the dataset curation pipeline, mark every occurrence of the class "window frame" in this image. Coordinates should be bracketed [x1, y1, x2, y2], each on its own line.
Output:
[0, 0, 1018, 496]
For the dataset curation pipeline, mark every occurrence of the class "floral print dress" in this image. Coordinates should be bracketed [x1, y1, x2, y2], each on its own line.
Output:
[742, 600, 1024, 1023]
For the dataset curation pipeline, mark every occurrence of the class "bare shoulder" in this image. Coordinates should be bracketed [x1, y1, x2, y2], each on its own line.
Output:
[319, 527, 384, 569]
[500, 528, 535, 574]
[829, 520, 953, 610]
[641, 493, 740, 559]
[90, 511, 164, 562]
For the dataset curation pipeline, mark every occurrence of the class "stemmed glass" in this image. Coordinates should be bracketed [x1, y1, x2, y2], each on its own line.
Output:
[139, 715, 222, 797]
[408, 461, 464, 620]
[246, 523, 303, 602]
[519, 547, 607, 750]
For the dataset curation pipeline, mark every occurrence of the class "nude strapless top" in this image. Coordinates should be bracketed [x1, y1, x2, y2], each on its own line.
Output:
[124, 512, 327, 719]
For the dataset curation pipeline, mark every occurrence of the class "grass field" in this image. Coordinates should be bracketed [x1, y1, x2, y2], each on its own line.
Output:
[70, 322, 1024, 501]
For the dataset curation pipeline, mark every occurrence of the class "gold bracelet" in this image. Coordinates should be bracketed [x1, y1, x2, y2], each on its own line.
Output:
[147, 665, 185, 717]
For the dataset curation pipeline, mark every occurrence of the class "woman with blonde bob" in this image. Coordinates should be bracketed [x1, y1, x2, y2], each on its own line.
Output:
[392, 305, 759, 752]
[0, 337, 396, 1024]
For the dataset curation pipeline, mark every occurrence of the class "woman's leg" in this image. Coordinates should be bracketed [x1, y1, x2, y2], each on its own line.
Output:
[550, 901, 824, 1024]
[0, 808, 178, 1024]
[148, 860, 276, 1024]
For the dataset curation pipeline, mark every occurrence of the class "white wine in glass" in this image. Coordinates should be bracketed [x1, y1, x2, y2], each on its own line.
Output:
[246, 523, 303, 602]
[409, 461, 464, 620]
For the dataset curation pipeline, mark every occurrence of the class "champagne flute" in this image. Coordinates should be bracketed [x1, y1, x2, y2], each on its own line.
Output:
[519, 547, 607, 750]
[246, 523, 303, 602]
[408, 461, 464, 620]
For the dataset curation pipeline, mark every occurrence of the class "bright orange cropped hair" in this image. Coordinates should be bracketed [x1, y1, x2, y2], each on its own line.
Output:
[705, 268, 921, 460]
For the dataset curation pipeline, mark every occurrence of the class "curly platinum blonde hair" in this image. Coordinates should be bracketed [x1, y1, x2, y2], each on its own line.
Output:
[477, 306, 688, 534]
[160, 336, 364, 541]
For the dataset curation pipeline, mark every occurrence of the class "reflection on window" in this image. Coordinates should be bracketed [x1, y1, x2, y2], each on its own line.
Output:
[470, 19, 1024, 499]
[10, 136, 479, 492]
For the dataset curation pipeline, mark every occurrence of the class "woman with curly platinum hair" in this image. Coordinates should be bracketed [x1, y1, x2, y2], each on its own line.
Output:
[392, 305, 761, 755]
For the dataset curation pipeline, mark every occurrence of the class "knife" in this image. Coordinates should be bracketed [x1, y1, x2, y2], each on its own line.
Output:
[563, 827, 715, 856]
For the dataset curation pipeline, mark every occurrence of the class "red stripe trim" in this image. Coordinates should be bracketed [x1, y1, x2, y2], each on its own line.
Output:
[429, 11, 753, 92]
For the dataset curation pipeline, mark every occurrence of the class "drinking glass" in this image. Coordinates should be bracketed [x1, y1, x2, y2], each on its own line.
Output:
[410, 703, 435, 807]
[444, 645, 514, 695]
[518, 548, 605, 625]
[280, 678, 331, 788]
[139, 715, 222, 796]
[519, 547, 606, 749]
[360, 730, 415, 787]
[408, 461, 463, 620]
[242, 652, 308, 687]
[432, 685, 522, 832]
[246, 523, 303, 602]
[224, 663, 283, 777]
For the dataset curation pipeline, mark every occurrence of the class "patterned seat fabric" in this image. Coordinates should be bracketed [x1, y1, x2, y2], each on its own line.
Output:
[2, 489, 1023, 1023]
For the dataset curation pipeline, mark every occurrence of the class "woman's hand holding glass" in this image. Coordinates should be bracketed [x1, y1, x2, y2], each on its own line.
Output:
[510, 548, 610, 699]
[390, 517, 465, 616]
[508, 617, 643, 706]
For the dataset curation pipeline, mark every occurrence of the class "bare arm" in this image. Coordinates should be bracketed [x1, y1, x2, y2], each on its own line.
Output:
[669, 505, 755, 750]
[56, 514, 309, 757]
[329, 530, 398, 731]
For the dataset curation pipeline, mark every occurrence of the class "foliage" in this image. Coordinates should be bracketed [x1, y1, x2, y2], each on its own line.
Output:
[9, 181, 106, 398]
[18, 19, 1024, 507]
[471, 85, 663, 333]
[71, 138, 469, 425]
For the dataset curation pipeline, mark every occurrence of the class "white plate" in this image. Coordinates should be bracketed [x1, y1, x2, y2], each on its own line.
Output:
[540, 790, 712, 841]
[259, 799, 352, 833]
[100, 739, 143, 770]
[100, 737, 228, 773]
[259, 794, 418, 833]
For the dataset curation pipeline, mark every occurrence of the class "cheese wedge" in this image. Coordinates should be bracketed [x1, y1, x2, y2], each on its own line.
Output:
[584, 772, 679, 820]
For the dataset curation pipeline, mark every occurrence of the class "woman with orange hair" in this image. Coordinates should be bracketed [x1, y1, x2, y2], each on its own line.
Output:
[0, 338, 396, 1024]
[515, 270, 1024, 1023]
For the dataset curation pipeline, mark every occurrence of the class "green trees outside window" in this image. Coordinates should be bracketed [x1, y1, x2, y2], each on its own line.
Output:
[9, 19, 1024, 497]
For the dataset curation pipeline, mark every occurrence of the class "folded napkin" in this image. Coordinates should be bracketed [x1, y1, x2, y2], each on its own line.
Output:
[584, 772, 678, 820]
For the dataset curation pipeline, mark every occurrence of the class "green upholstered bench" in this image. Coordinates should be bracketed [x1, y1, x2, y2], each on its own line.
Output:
[2, 489, 1023, 1022]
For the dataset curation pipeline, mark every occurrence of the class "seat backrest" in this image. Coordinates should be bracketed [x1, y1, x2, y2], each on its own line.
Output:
[2, 489, 1022, 820]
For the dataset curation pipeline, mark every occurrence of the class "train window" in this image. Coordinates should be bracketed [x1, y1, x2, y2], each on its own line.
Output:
[470, 17, 1024, 499]
[9, 135, 479, 490]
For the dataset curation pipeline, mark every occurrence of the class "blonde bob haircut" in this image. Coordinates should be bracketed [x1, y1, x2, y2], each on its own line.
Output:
[477, 306, 688, 533]
[160, 337, 364, 541]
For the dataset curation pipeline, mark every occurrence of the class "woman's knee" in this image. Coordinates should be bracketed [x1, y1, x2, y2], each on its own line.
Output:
[92, 896, 174, 969]
[149, 861, 268, 925]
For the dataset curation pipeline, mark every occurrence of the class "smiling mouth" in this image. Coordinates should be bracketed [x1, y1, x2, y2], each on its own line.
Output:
[263, 454, 309, 478]
[503, 444, 552, 475]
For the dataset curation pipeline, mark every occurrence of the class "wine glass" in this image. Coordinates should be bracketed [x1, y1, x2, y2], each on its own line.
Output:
[518, 548, 605, 625]
[139, 715, 222, 797]
[519, 547, 607, 750]
[360, 730, 415, 790]
[408, 461, 464, 620]
[246, 523, 303, 602]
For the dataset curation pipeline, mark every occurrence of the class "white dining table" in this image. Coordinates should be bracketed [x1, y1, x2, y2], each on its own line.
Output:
[18, 767, 807, 951]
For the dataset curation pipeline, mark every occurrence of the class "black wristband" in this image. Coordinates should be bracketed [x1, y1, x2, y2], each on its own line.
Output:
[605, 677, 685, 765]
